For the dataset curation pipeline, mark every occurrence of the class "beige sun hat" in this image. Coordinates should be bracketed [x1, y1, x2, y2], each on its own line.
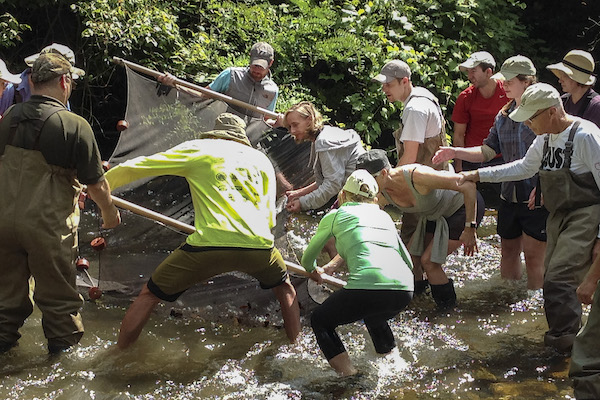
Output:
[0, 59, 22, 84]
[199, 113, 251, 146]
[25, 43, 85, 79]
[546, 50, 596, 86]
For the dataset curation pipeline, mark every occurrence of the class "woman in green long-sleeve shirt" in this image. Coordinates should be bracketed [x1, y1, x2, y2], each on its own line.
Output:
[301, 169, 414, 376]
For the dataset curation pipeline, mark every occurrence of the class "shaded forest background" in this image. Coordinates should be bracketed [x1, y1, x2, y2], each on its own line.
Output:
[1, 0, 598, 159]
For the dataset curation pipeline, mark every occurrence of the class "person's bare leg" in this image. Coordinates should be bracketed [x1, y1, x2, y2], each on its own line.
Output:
[328, 352, 358, 376]
[272, 278, 300, 343]
[117, 285, 161, 349]
[522, 234, 546, 290]
[500, 237, 524, 281]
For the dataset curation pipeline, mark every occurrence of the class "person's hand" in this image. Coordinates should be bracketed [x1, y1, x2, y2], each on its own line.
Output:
[285, 198, 302, 213]
[527, 187, 544, 210]
[459, 227, 478, 256]
[286, 189, 302, 203]
[432, 147, 456, 165]
[157, 72, 177, 87]
[458, 171, 479, 186]
[577, 279, 597, 305]
[309, 267, 325, 285]
[265, 113, 285, 128]
[101, 204, 121, 229]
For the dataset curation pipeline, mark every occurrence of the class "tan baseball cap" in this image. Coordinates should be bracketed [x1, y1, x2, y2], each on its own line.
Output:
[249, 42, 274, 69]
[492, 55, 536, 80]
[372, 60, 411, 84]
[546, 50, 596, 86]
[31, 53, 83, 84]
[508, 83, 562, 122]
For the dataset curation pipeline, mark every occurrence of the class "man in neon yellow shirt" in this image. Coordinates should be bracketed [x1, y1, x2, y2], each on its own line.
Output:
[105, 113, 300, 348]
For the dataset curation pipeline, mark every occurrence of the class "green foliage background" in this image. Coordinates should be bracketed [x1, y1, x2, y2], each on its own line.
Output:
[0, 0, 598, 156]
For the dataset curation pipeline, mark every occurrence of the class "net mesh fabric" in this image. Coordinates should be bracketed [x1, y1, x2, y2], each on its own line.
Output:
[78, 65, 315, 316]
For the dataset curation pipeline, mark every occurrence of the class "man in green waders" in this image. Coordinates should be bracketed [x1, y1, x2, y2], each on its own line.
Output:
[0, 53, 121, 353]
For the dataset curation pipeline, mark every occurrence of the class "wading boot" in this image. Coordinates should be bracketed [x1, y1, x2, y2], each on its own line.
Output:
[430, 279, 457, 309]
[414, 279, 429, 295]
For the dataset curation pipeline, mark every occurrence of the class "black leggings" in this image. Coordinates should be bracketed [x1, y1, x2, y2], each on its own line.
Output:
[311, 289, 413, 360]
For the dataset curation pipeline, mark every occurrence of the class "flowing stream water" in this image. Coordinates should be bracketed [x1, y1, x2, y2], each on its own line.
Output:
[0, 209, 582, 400]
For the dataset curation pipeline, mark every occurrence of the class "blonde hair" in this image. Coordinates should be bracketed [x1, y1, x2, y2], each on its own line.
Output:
[283, 101, 324, 137]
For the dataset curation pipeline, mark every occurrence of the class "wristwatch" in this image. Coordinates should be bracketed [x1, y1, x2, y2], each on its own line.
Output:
[465, 222, 477, 228]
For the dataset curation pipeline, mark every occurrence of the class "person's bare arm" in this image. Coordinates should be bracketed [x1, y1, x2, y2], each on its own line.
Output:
[397, 140, 420, 166]
[86, 179, 121, 228]
[413, 166, 478, 254]
[433, 145, 490, 165]
[451, 123, 467, 172]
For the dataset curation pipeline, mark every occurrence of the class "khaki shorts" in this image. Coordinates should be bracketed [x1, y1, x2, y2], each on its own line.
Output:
[148, 243, 288, 302]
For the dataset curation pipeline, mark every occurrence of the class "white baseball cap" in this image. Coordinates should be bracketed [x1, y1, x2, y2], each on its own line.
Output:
[25, 43, 85, 79]
[343, 169, 379, 199]
[459, 51, 496, 72]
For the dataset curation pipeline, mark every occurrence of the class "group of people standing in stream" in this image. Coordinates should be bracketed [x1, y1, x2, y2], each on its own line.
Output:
[1, 40, 600, 398]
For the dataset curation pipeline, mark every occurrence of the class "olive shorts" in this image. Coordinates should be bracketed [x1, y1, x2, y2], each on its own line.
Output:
[147, 243, 288, 302]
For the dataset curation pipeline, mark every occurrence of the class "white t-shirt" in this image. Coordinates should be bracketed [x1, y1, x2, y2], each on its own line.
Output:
[400, 87, 443, 143]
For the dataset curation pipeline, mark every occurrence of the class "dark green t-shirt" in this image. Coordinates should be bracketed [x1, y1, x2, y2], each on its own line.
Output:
[0, 95, 104, 185]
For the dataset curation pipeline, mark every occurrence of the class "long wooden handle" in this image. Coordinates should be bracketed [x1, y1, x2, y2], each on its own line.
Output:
[112, 57, 280, 120]
[111, 195, 346, 288]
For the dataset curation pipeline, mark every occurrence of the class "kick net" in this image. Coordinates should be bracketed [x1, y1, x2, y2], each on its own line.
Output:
[78, 64, 315, 319]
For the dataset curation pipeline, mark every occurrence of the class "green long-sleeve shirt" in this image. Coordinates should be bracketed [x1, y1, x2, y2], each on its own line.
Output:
[301, 202, 414, 290]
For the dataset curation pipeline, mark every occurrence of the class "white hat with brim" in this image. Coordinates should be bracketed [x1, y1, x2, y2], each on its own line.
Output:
[546, 50, 596, 86]
[459, 51, 496, 72]
[509, 83, 562, 122]
[0, 60, 22, 84]
[25, 43, 85, 79]
[491, 55, 536, 81]
[343, 169, 379, 199]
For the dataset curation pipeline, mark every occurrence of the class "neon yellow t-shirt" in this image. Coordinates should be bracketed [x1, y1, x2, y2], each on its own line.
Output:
[105, 139, 276, 249]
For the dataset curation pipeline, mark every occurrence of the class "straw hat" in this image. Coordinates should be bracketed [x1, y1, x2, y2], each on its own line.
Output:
[546, 50, 596, 86]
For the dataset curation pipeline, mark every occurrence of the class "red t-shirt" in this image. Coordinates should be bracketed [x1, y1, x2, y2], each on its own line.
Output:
[452, 80, 507, 147]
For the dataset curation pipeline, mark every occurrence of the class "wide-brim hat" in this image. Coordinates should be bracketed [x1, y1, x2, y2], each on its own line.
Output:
[509, 83, 562, 122]
[546, 50, 596, 86]
[25, 43, 85, 79]
[491, 55, 536, 81]
[0, 60, 22, 84]
[199, 113, 251, 146]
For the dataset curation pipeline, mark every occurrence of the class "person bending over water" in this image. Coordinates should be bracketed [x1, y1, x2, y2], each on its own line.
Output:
[301, 170, 414, 376]
[357, 150, 484, 308]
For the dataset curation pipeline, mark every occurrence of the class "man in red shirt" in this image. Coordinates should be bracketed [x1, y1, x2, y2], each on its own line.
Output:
[451, 51, 507, 172]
